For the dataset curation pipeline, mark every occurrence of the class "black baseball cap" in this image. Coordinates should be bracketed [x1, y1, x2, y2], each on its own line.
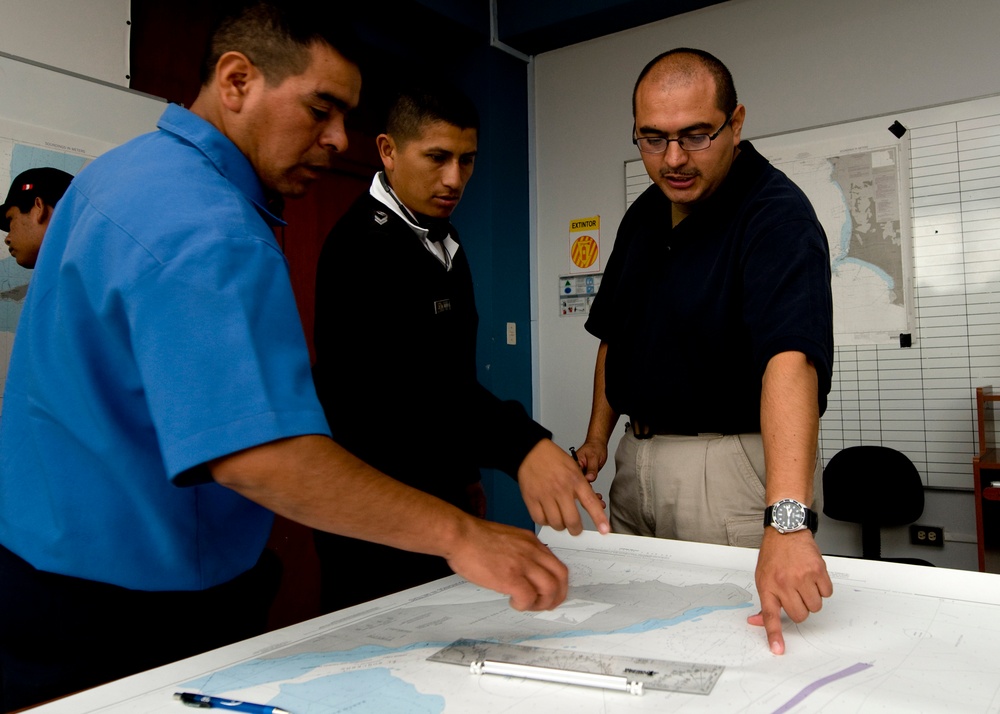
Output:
[1, 167, 75, 232]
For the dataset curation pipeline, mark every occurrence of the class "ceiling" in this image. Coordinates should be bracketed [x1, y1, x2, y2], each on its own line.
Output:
[339, 0, 727, 134]
[494, 0, 728, 56]
[359, 0, 727, 58]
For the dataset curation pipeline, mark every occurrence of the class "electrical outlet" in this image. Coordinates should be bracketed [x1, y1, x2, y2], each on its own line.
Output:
[506, 322, 516, 346]
[909, 524, 944, 547]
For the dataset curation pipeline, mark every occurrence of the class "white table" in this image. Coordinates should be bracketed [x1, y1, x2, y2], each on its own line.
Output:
[24, 528, 1000, 713]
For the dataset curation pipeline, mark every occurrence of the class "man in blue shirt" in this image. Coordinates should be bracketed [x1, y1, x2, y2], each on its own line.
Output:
[0, 3, 574, 709]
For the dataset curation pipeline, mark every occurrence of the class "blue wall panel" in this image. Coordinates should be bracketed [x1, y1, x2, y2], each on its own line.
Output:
[452, 46, 535, 531]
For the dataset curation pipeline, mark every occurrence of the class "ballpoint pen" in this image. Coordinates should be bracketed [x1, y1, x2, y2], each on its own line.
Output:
[174, 692, 293, 714]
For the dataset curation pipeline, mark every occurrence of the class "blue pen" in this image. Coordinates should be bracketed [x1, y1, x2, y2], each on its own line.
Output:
[174, 691, 292, 714]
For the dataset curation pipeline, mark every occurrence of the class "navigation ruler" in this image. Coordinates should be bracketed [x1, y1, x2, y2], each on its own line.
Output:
[428, 639, 724, 696]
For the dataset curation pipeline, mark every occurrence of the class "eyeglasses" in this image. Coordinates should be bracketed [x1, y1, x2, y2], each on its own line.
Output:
[632, 112, 734, 154]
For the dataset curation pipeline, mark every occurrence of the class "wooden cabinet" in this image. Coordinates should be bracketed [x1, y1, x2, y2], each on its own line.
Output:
[974, 386, 1000, 573]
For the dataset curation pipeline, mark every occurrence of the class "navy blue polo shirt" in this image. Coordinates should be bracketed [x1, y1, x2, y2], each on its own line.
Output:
[586, 141, 833, 434]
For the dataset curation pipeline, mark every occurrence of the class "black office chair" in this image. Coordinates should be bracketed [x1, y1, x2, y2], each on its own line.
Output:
[822, 445, 934, 566]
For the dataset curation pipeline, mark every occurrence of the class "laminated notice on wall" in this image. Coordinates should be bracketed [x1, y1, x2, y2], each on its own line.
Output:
[568, 215, 601, 274]
[559, 273, 602, 317]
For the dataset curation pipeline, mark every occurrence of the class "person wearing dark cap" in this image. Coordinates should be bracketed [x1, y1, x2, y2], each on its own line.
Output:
[1, 167, 74, 268]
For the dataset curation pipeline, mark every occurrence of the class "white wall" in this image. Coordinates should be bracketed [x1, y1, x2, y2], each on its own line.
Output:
[0, 0, 130, 86]
[0, 3, 163, 415]
[533, 0, 1000, 569]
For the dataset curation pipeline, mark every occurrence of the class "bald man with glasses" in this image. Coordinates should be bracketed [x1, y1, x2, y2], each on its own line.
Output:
[575, 48, 834, 656]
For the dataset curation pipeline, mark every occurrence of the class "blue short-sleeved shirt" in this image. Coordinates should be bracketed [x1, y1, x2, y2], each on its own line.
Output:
[0, 104, 332, 591]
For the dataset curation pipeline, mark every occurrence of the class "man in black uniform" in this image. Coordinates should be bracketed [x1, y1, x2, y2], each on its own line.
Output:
[312, 84, 607, 613]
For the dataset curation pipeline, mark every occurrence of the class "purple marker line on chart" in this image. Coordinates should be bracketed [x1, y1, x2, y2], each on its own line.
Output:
[771, 662, 874, 714]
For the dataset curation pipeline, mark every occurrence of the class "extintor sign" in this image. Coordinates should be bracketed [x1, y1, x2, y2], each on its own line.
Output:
[568, 215, 600, 274]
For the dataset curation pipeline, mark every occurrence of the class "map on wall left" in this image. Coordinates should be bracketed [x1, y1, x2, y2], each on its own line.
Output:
[0, 118, 112, 410]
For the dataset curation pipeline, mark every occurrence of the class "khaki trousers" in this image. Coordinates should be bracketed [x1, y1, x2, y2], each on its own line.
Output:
[609, 431, 822, 547]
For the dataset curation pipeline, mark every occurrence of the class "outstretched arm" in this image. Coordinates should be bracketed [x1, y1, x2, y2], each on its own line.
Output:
[210, 435, 569, 611]
[464, 383, 608, 536]
[746, 351, 833, 653]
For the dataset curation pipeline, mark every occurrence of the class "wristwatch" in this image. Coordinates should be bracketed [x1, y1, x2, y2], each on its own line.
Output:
[763, 498, 818, 534]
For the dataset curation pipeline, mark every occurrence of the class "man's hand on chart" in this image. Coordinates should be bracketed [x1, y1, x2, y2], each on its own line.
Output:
[444, 517, 569, 611]
[517, 439, 609, 535]
[748, 529, 833, 654]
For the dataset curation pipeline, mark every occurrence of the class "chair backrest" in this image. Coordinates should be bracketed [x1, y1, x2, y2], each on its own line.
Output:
[824, 445, 924, 525]
[823, 445, 925, 560]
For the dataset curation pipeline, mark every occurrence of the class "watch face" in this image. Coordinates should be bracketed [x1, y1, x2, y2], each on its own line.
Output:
[773, 499, 805, 530]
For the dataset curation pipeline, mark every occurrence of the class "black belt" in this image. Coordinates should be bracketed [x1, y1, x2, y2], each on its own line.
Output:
[627, 420, 699, 439]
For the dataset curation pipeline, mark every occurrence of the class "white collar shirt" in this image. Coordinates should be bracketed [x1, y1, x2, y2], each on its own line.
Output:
[369, 172, 459, 271]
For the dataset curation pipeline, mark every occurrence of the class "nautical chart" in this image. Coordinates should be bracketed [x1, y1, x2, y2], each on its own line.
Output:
[27, 528, 1000, 714]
